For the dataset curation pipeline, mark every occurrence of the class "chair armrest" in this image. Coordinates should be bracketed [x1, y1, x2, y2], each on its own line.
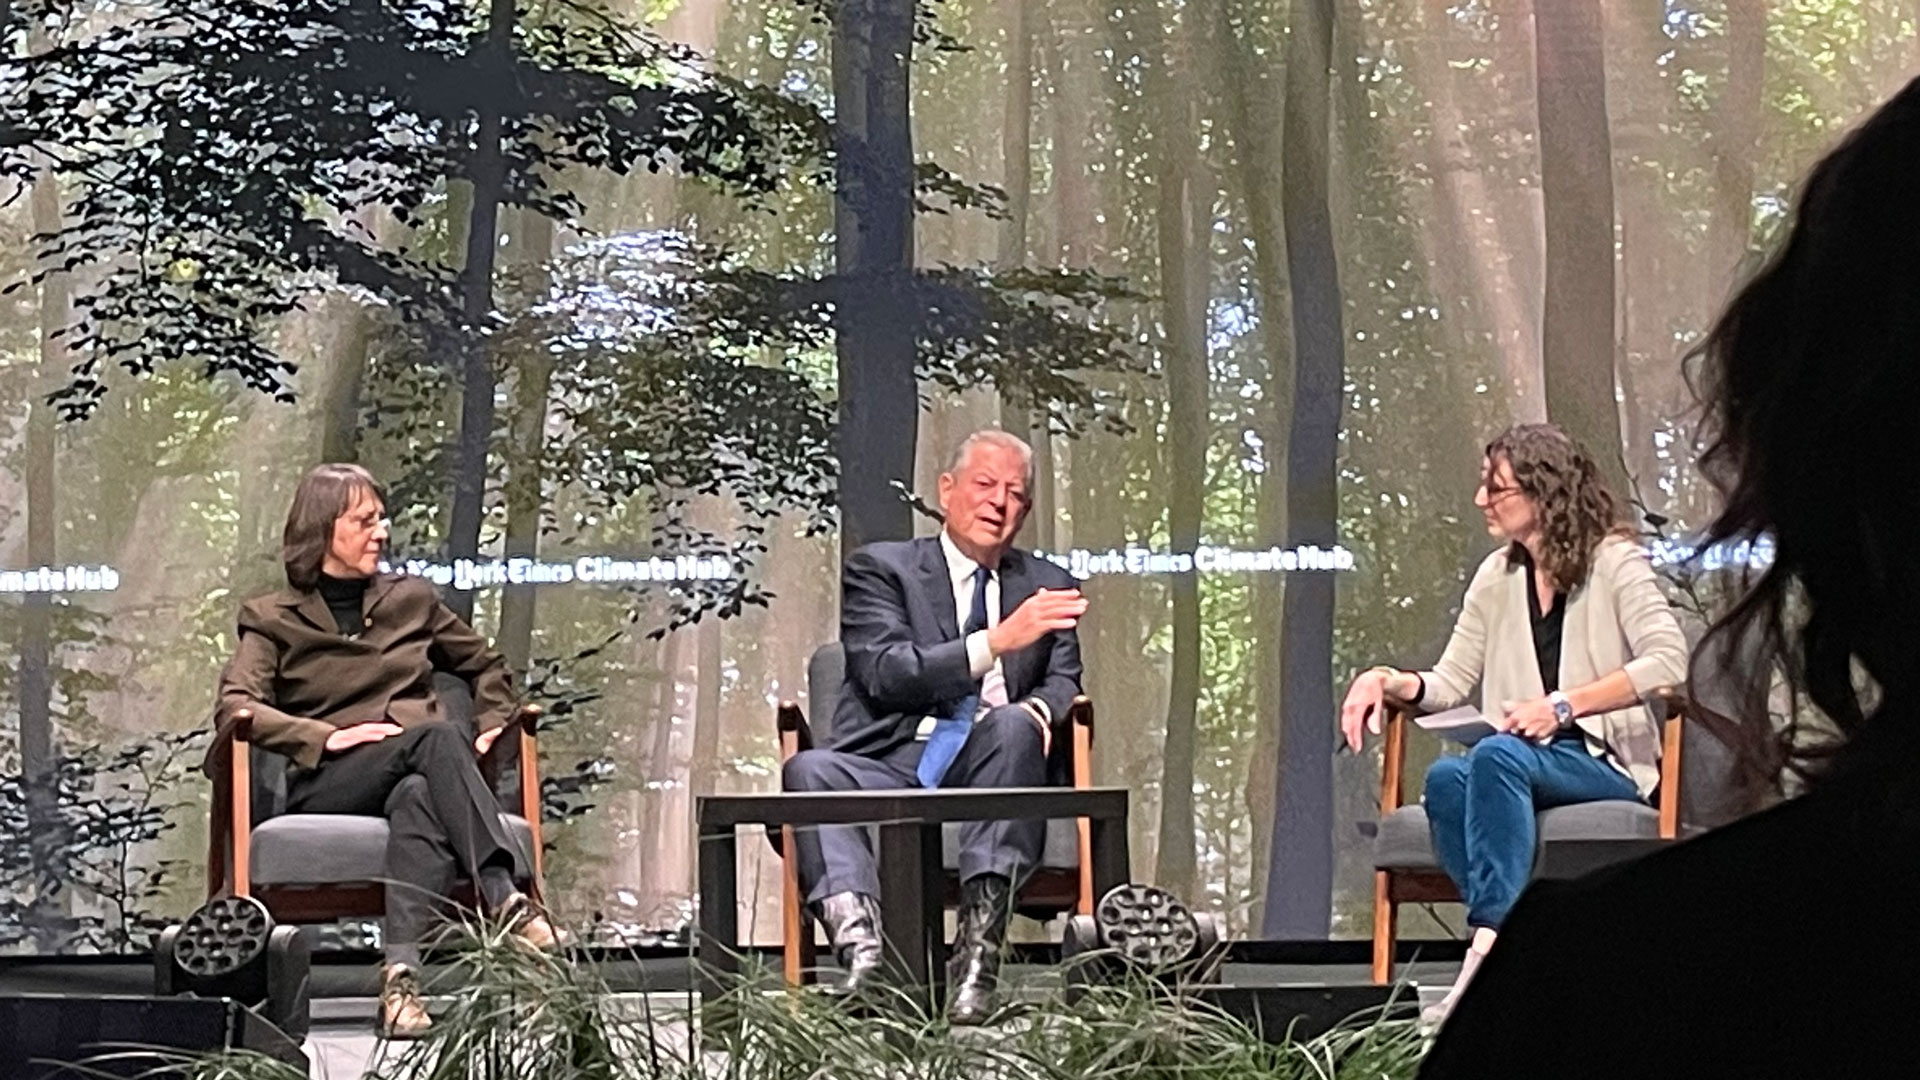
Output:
[479, 703, 543, 793]
[1068, 696, 1094, 787]
[1378, 700, 1411, 815]
[776, 701, 814, 760]
[1069, 696, 1096, 915]
[478, 703, 546, 895]
[1063, 695, 1093, 740]
[1643, 685, 1688, 724]
[1646, 687, 1687, 839]
[207, 709, 255, 899]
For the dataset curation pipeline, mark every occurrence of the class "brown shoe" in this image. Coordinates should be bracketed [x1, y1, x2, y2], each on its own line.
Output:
[378, 964, 432, 1039]
[500, 892, 564, 950]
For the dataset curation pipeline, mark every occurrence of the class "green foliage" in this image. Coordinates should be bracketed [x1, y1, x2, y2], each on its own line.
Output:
[0, 621, 205, 953]
[93, 929, 1426, 1079]
[0, 0, 824, 416]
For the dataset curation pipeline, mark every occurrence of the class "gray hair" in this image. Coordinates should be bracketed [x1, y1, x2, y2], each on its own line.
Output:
[946, 429, 1035, 488]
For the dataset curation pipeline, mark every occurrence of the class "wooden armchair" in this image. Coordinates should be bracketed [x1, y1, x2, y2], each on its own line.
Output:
[772, 643, 1099, 985]
[205, 675, 546, 924]
[1369, 688, 1702, 984]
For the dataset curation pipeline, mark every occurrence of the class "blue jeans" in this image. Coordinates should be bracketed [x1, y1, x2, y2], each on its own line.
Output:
[1423, 733, 1638, 929]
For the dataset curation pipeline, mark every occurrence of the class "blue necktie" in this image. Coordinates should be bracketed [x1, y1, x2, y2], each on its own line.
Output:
[918, 565, 991, 788]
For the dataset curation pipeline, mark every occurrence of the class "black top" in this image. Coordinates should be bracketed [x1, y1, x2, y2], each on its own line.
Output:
[316, 573, 368, 637]
[1514, 545, 1566, 694]
[1417, 768, 1920, 1079]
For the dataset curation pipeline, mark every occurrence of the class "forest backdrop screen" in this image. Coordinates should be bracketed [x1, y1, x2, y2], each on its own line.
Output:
[0, 0, 1901, 953]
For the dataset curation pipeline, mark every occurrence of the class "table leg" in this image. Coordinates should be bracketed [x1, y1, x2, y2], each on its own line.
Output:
[919, 823, 946, 991]
[1089, 811, 1130, 905]
[876, 821, 931, 988]
[696, 823, 740, 1003]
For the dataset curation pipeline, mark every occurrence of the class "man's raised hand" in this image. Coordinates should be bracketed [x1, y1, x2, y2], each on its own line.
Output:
[987, 588, 1087, 656]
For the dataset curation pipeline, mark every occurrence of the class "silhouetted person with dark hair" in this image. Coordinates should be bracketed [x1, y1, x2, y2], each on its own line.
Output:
[1420, 77, 1920, 1079]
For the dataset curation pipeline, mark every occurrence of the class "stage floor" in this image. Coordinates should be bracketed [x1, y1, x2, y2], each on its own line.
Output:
[300, 963, 1459, 1079]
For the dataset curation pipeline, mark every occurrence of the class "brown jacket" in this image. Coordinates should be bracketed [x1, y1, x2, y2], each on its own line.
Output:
[203, 573, 515, 774]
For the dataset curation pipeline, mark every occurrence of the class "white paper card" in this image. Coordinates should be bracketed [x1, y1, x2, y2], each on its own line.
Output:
[1413, 706, 1502, 746]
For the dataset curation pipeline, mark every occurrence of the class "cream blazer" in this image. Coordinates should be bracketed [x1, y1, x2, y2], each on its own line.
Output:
[1416, 536, 1689, 797]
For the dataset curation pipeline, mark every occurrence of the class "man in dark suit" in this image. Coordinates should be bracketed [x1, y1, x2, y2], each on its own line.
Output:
[784, 429, 1087, 1024]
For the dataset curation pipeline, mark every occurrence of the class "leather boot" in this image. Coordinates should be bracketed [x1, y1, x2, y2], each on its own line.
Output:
[815, 891, 885, 996]
[946, 874, 1012, 1026]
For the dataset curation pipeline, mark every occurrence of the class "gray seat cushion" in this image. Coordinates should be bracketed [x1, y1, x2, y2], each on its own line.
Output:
[1374, 800, 1660, 871]
[251, 813, 535, 887]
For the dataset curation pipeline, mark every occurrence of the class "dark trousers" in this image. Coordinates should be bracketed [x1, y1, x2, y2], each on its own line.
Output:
[781, 705, 1047, 905]
[287, 721, 520, 961]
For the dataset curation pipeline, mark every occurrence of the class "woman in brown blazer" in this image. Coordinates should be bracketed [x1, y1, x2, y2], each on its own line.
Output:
[212, 463, 556, 1038]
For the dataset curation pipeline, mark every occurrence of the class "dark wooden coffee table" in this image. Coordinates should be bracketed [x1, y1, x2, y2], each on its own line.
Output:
[694, 786, 1130, 999]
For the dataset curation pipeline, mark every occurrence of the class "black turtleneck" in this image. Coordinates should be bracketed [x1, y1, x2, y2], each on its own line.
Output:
[316, 573, 368, 637]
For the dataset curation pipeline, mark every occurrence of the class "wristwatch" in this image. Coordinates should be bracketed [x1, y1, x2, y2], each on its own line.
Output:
[1548, 691, 1575, 729]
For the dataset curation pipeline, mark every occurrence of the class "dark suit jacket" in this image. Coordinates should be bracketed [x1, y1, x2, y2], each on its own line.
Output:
[202, 573, 515, 773]
[829, 535, 1083, 761]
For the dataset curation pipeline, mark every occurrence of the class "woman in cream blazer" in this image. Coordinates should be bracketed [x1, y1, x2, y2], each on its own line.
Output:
[1339, 424, 1687, 1024]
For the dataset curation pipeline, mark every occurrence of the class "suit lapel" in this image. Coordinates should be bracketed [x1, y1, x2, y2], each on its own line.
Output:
[283, 589, 336, 634]
[362, 573, 401, 631]
[917, 537, 961, 642]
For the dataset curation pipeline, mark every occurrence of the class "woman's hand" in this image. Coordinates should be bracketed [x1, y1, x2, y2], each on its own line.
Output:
[1341, 667, 1421, 751]
[325, 722, 404, 754]
[1501, 698, 1560, 742]
[474, 726, 504, 757]
[1341, 670, 1388, 752]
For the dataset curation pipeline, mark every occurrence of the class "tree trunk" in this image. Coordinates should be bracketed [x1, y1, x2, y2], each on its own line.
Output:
[1212, 0, 1292, 929]
[1263, 0, 1344, 940]
[317, 295, 374, 463]
[1410, 0, 1545, 422]
[1039, 0, 1099, 556]
[21, 172, 65, 950]
[996, 0, 1033, 279]
[639, 631, 687, 910]
[1118, 0, 1209, 901]
[1708, 0, 1765, 300]
[833, 0, 919, 554]
[444, 0, 517, 622]
[691, 615, 724, 798]
[1606, 0, 1674, 496]
[995, 0, 1055, 551]
[1534, 0, 1627, 494]
[497, 209, 557, 675]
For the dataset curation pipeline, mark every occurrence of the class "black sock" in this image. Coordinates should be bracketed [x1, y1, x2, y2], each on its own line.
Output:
[478, 865, 518, 911]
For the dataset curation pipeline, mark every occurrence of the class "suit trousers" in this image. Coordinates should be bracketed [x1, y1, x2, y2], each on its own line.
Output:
[781, 704, 1047, 905]
[286, 720, 521, 962]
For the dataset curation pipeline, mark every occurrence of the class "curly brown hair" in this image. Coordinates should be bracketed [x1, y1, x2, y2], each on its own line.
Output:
[1485, 424, 1630, 592]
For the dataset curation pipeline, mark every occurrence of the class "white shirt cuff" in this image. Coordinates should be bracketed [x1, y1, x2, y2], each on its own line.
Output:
[965, 630, 994, 679]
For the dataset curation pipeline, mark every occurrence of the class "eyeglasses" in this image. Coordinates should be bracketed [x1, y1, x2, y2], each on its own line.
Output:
[1481, 483, 1521, 502]
[343, 512, 391, 532]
